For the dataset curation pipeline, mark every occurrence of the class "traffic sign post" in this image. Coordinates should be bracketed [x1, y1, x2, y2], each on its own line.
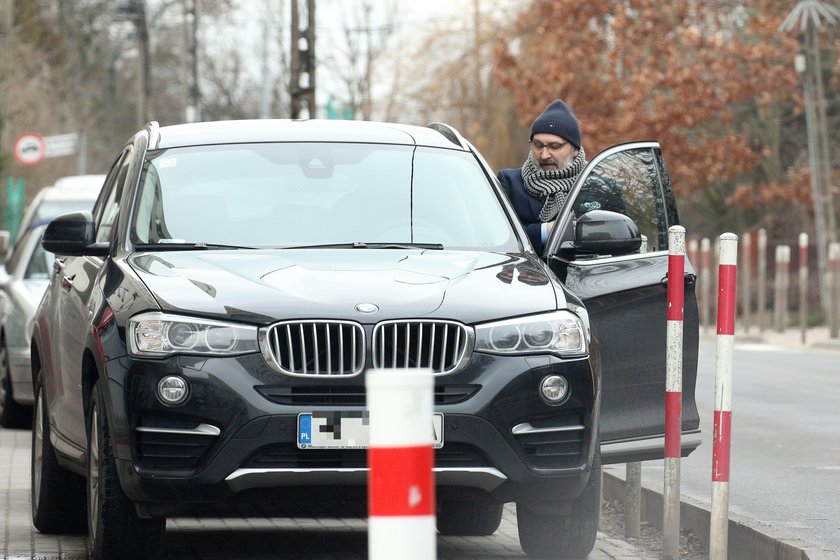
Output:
[5, 177, 25, 241]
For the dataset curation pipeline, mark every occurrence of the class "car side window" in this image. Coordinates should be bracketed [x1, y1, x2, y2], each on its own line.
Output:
[24, 241, 51, 280]
[571, 147, 668, 255]
[94, 149, 131, 244]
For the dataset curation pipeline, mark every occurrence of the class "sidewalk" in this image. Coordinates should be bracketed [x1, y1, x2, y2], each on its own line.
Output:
[700, 324, 840, 352]
[1, 428, 656, 560]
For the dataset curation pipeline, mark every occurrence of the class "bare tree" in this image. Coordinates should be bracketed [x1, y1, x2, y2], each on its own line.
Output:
[320, 0, 396, 121]
[375, 0, 524, 168]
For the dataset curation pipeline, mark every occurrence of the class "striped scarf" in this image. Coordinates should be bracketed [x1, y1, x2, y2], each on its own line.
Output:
[520, 148, 587, 222]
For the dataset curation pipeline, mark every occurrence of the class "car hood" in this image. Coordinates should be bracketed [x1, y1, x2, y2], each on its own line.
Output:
[128, 249, 562, 324]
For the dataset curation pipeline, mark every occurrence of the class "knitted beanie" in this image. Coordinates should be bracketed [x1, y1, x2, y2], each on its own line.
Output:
[529, 99, 581, 149]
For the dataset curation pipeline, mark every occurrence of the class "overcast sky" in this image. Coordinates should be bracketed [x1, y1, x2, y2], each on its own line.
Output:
[204, 0, 520, 117]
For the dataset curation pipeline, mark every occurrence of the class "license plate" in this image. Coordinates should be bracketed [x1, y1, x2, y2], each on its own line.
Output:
[297, 411, 444, 449]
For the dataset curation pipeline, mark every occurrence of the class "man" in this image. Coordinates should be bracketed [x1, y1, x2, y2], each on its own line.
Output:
[498, 99, 587, 254]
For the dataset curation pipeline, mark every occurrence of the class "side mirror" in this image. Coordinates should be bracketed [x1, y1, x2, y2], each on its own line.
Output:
[42, 212, 109, 257]
[573, 210, 642, 256]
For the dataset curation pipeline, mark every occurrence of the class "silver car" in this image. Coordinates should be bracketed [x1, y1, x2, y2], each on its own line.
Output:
[0, 225, 51, 427]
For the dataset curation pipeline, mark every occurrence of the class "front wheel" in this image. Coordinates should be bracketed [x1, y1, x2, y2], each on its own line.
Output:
[516, 449, 601, 559]
[30, 373, 86, 533]
[436, 498, 504, 536]
[87, 380, 165, 560]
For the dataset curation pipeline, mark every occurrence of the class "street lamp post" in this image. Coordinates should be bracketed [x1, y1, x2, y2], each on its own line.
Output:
[780, 1, 840, 313]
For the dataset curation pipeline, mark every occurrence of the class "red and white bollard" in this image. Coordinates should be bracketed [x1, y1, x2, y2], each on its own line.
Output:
[366, 369, 436, 560]
[710, 233, 738, 560]
[663, 225, 685, 560]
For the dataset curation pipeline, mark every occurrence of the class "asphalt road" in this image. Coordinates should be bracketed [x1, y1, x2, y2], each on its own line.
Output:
[628, 337, 840, 553]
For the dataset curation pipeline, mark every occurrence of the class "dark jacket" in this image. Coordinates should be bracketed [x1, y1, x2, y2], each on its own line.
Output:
[498, 168, 546, 253]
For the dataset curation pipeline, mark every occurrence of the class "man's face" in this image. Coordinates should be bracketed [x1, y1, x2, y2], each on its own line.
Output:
[530, 133, 578, 171]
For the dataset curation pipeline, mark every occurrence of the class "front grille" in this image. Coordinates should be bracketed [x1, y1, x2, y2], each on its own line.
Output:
[513, 414, 586, 469]
[243, 442, 486, 469]
[255, 384, 480, 406]
[261, 321, 365, 377]
[372, 320, 472, 375]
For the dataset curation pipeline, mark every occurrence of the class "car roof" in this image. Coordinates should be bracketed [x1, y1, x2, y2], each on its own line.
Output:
[152, 119, 467, 151]
[34, 175, 105, 202]
[51, 174, 106, 192]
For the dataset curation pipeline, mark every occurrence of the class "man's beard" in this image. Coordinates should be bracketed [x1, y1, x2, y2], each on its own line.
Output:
[538, 152, 576, 171]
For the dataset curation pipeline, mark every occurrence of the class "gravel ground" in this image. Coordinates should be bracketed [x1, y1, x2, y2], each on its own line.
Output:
[599, 498, 709, 560]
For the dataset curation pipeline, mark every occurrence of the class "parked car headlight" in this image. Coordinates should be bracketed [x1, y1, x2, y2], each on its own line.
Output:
[128, 312, 259, 357]
[474, 311, 588, 357]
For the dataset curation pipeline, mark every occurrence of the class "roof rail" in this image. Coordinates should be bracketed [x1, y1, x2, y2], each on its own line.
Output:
[426, 122, 467, 149]
[146, 121, 161, 149]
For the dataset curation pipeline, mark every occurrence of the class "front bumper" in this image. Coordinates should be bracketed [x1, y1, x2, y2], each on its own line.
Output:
[105, 351, 598, 514]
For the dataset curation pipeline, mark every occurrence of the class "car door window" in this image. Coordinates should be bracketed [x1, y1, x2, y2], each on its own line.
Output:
[24, 240, 52, 280]
[569, 146, 668, 255]
[94, 149, 131, 244]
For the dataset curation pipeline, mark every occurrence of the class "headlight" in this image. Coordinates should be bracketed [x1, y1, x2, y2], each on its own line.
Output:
[474, 311, 588, 357]
[128, 312, 259, 357]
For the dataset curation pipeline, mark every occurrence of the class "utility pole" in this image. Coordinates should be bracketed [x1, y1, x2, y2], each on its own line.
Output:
[0, 0, 13, 169]
[132, 0, 152, 128]
[183, 0, 200, 123]
[780, 1, 840, 311]
[290, 0, 316, 119]
[259, 17, 271, 118]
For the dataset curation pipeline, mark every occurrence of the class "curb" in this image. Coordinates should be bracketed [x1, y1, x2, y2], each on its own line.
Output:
[602, 472, 840, 560]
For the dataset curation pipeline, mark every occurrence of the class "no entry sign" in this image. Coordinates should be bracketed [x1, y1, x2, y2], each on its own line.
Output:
[13, 132, 46, 166]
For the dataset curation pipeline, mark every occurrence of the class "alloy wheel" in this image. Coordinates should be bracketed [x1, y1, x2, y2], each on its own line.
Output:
[31, 388, 44, 509]
[88, 405, 101, 539]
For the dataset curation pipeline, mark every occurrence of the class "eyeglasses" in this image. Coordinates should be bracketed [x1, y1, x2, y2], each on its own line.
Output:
[530, 139, 569, 151]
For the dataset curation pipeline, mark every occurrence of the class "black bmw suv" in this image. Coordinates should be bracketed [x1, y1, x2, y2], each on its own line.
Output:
[30, 119, 699, 559]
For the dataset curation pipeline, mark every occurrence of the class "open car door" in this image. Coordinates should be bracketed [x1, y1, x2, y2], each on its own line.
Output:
[545, 141, 701, 464]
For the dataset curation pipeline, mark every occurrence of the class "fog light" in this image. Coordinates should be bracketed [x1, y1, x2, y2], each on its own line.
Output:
[158, 376, 189, 406]
[540, 375, 569, 405]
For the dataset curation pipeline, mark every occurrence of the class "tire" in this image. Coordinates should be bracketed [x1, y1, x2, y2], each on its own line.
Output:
[436, 498, 504, 536]
[516, 449, 602, 559]
[0, 341, 31, 429]
[30, 374, 86, 533]
[87, 380, 164, 560]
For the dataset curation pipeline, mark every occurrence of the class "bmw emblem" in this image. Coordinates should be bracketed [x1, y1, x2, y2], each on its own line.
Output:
[355, 303, 379, 314]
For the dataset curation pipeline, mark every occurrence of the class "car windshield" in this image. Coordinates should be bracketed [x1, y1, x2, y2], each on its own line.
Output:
[132, 142, 518, 251]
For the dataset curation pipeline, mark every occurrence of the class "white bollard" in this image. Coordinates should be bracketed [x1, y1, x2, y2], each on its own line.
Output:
[774, 245, 791, 332]
[799, 234, 809, 345]
[710, 233, 738, 560]
[741, 232, 752, 335]
[625, 461, 641, 539]
[757, 229, 767, 334]
[366, 369, 436, 560]
[782, 245, 791, 330]
[701, 238, 712, 334]
[830, 242, 840, 339]
[663, 226, 685, 560]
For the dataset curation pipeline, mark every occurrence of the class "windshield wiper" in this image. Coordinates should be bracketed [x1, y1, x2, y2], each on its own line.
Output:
[280, 242, 444, 250]
[133, 242, 256, 251]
